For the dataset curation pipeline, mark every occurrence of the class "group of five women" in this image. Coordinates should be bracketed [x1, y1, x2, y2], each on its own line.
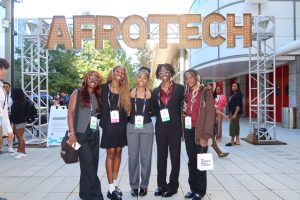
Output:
[67, 63, 243, 200]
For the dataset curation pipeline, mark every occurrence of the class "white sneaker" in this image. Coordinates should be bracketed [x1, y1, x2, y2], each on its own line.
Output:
[8, 147, 15, 153]
[14, 153, 27, 159]
[10, 151, 19, 157]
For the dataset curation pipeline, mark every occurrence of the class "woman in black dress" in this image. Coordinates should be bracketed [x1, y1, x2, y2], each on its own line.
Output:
[100, 65, 131, 200]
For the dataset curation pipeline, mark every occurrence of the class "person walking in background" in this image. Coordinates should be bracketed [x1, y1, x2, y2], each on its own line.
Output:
[211, 108, 230, 158]
[10, 88, 27, 159]
[0, 58, 14, 154]
[100, 65, 131, 200]
[60, 91, 70, 106]
[127, 67, 153, 197]
[182, 69, 215, 200]
[68, 70, 104, 200]
[152, 63, 184, 198]
[2, 82, 14, 153]
[213, 86, 227, 141]
[226, 82, 243, 146]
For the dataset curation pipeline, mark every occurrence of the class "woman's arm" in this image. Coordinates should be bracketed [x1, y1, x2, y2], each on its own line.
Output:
[67, 90, 78, 145]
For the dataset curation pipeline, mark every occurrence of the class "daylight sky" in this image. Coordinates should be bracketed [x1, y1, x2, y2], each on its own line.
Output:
[15, 0, 193, 18]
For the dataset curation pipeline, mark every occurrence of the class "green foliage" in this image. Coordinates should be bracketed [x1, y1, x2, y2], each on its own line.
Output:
[14, 41, 136, 96]
[48, 45, 81, 95]
[134, 43, 154, 89]
[73, 41, 135, 87]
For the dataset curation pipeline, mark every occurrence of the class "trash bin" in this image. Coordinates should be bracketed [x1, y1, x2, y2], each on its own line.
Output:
[281, 107, 297, 129]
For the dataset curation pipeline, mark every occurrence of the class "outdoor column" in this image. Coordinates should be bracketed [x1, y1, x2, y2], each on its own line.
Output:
[179, 49, 185, 85]
[289, 56, 300, 128]
[238, 75, 247, 117]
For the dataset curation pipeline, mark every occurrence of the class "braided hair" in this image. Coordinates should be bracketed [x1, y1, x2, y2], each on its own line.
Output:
[182, 69, 205, 116]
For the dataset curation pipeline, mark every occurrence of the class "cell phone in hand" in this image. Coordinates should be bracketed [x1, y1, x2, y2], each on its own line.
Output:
[68, 141, 81, 150]
[73, 142, 81, 150]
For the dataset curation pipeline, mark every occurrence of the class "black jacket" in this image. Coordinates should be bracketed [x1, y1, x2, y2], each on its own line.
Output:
[152, 83, 184, 129]
[11, 101, 27, 124]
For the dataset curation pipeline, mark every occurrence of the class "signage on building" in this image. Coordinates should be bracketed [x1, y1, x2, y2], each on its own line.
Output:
[46, 13, 252, 50]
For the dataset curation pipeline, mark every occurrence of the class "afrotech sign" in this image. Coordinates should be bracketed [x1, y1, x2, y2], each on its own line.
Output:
[46, 14, 252, 50]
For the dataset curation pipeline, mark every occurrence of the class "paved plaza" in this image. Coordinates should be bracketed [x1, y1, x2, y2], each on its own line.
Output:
[0, 118, 300, 200]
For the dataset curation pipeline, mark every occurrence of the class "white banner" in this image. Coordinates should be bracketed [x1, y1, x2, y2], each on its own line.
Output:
[47, 106, 69, 146]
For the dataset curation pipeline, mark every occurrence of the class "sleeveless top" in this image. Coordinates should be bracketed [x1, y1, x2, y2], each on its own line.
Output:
[75, 93, 99, 133]
[129, 98, 152, 124]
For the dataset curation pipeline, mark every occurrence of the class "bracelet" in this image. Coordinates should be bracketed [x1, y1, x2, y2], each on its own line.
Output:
[69, 132, 76, 136]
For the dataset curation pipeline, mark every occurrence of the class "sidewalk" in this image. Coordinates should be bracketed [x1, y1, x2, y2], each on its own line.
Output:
[1, 118, 300, 200]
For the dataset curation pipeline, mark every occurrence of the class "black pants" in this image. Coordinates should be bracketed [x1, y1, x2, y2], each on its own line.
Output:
[156, 126, 181, 192]
[184, 128, 208, 197]
[76, 130, 103, 200]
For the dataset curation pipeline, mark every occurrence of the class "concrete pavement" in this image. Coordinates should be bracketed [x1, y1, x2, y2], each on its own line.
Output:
[1, 118, 300, 200]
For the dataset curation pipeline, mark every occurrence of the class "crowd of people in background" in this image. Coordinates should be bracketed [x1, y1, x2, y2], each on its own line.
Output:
[0, 57, 244, 200]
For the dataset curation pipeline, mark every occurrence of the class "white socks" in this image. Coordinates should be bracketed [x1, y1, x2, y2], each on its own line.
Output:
[113, 179, 117, 186]
[109, 183, 115, 193]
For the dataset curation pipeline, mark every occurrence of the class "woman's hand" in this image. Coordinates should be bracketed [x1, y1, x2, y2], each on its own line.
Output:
[231, 114, 237, 119]
[68, 134, 77, 146]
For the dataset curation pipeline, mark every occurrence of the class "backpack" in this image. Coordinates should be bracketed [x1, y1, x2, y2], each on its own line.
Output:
[25, 98, 38, 124]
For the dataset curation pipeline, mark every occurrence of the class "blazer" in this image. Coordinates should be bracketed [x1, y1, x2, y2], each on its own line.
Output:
[195, 87, 215, 144]
[152, 83, 184, 130]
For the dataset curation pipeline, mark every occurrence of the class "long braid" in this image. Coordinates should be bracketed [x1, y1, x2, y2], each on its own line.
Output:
[182, 69, 203, 116]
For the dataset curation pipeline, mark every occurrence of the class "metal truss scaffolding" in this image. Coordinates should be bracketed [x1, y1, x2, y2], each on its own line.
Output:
[249, 16, 276, 143]
[21, 18, 49, 145]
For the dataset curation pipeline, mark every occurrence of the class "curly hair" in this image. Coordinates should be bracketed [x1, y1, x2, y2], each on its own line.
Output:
[155, 63, 176, 79]
[106, 65, 131, 113]
[80, 71, 102, 111]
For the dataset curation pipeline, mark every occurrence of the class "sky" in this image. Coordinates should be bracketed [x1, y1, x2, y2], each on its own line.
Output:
[14, 0, 193, 18]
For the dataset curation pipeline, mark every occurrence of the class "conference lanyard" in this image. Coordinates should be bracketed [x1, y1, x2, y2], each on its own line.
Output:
[90, 96, 98, 130]
[157, 82, 172, 109]
[189, 89, 199, 115]
[107, 83, 120, 111]
[134, 88, 147, 116]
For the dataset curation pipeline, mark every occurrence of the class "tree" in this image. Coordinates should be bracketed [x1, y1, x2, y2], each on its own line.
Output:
[74, 41, 136, 87]
[135, 43, 153, 68]
[134, 43, 154, 88]
[48, 45, 81, 95]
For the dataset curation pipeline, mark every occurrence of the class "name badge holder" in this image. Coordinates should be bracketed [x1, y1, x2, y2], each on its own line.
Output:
[108, 84, 121, 124]
[185, 89, 199, 130]
[134, 88, 147, 129]
[158, 83, 171, 122]
[185, 116, 192, 129]
[89, 99, 98, 130]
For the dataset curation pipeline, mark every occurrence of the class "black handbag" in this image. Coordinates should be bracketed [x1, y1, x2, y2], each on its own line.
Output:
[60, 131, 79, 164]
[61, 89, 80, 164]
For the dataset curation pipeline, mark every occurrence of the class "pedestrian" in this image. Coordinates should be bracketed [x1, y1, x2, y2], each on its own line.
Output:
[10, 88, 27, 159]
[182, 69, 215, 200]
[152, 63, 184, 198]
[211, 108, 230, 158]
[127, 67, 153, 197]
[2, 81, 14, 152]
[226, 82, 243, 146]
[60, 91, 70, 106]
[213, 86, 227, 140]
[0, 58, 13, 154]
[67, 70, 104, 200]
[100, 65, 131, 200]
